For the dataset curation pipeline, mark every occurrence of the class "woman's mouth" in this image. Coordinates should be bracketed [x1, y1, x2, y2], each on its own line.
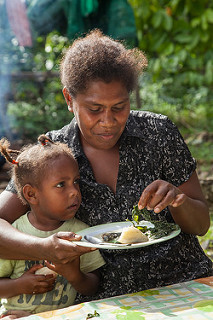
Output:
[100, 134, 114, 140]
[97, 132, 115, 140]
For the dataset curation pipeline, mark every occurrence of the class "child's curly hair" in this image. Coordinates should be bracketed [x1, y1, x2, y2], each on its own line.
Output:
[0, 135, 76, 204]
[60, 29, 147, 97]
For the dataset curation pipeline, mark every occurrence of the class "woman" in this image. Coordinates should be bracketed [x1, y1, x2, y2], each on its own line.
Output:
[0, 29, 212, 301]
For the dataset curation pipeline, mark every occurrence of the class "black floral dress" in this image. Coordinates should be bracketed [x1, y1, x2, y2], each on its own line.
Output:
[6, 110, 213, 301]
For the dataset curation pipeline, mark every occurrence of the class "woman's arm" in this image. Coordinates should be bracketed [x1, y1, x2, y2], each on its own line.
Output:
[0, 190, 28, 223]
[138, 171, 210, 236]
[0, 191, 93, 262]
[0, 222, 94, 262]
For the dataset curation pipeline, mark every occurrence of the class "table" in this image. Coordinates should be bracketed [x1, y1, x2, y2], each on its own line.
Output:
[21, 276, 213, 320]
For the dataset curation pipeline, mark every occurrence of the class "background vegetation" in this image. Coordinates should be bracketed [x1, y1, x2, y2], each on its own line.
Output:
[6, 1, 213, 170]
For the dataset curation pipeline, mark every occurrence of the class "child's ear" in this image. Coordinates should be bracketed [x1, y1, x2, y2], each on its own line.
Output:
[63, 87, 73, 112]
[22, 184, 38, 205]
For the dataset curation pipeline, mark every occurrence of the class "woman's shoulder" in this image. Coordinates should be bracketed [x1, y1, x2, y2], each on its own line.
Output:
[45, 118, 77, 144]
[127, 110, 177, 137]
[129, 110, 169, 125]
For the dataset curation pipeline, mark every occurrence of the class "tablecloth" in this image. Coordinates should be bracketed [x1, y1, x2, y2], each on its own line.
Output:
[20, 278, 213, 320]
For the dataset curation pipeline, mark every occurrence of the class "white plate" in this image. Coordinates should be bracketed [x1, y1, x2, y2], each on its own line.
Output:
[75, 220, 181, 250]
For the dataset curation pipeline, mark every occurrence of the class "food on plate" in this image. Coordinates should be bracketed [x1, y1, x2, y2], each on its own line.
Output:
[118, 226, 149, 244]
[97, 206, 180, 246]
[132, 205, 180, 238]
[102, 232, 121, 242]
[35, 266, 57, 276]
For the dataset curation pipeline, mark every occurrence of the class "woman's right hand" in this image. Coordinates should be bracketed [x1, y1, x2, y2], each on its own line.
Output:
[0, 192, 95, 263]
[40, 232, 96, 264]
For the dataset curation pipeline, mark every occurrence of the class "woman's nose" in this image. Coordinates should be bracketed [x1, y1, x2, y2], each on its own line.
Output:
[100, 110, 115, 126]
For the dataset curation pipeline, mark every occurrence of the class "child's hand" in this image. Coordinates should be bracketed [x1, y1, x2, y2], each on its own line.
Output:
[17, 264, 56, 295]
[138, 179, 186, 213]
[45, 258, 80, 281]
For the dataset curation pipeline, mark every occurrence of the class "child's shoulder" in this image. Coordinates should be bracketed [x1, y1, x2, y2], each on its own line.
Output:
[62, 217, 89, 234]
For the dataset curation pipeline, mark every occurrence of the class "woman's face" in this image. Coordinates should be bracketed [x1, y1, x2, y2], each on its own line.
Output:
[64, 81, 130, 150]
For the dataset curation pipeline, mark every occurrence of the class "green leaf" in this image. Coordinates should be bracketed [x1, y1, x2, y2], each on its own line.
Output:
[206, 9, 213, 23]
[151, 11, 163, 28]
[163, 12, 173, 31]
[152, 58, 161, 73]
[186, 32, 200, 50]
[174, 33, 192, 43]
[139, 0, 150, 19]
[177, 49, 187, 61]
[151, 33, 167, 51]
[201, 14, 208, 30]
[191, 17, 200, 28]
[200, 32, 209, 42]
[162, 43, 174, 56]
[205, 61, 213, 84]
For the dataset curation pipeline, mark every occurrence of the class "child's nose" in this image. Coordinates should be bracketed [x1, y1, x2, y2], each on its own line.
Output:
[69, 185, 79, 197]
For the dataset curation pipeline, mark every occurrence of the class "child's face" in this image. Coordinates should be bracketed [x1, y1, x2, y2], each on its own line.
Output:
[32, 155, 81, 229]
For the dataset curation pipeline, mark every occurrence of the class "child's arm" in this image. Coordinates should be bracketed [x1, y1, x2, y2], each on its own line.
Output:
[0, 265, 56, 298]
[45, 259, 100, 296]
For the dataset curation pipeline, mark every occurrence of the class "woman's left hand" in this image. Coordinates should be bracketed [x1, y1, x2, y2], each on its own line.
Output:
[138, 173, 210, 236]
[138, 179, 186, 213]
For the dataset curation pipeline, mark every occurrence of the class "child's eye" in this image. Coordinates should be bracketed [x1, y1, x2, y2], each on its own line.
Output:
[56, 182, 65, 188]
[74, 178, 80, 185]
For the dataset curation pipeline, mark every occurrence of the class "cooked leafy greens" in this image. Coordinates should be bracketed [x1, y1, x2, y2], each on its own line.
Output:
[131, 205, 180, 239]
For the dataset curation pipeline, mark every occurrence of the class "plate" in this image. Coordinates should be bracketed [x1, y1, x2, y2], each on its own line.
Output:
[74, 220, 181, 250]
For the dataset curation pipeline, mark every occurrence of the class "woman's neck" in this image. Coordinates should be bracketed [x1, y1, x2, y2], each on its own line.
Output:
[82, 144, 120, 194]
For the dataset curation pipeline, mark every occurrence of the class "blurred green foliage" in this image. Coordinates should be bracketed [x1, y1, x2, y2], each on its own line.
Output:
[5, 1, 213, 158]
[128, 0, 213, 171]
[7, 32, 72, 140]
[129, 0, 213, 98]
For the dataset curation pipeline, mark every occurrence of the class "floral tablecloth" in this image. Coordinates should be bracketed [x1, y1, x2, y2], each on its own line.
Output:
[21, 278, 213, 320]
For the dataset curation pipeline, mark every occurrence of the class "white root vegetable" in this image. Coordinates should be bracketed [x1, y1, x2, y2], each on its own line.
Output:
[35, 267, 57, 276]
[118, 226, 149, 244]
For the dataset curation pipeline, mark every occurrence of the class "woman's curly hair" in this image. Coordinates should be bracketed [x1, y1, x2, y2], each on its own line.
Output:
[0, 135, 76, 204]
[60, 29, 147, 97]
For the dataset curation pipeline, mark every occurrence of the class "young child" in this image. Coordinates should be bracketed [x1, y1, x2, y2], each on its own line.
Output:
[0, 135, 105, 317]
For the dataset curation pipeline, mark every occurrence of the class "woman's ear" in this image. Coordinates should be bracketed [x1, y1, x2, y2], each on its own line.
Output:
[62, 87, 73, 112]
[22, 184, 38, 205]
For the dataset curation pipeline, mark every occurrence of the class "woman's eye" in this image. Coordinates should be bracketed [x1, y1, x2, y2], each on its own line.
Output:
[112, 105, 125, 112]
[56, 182, 65, 188]
[89, 108, 100, 113]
